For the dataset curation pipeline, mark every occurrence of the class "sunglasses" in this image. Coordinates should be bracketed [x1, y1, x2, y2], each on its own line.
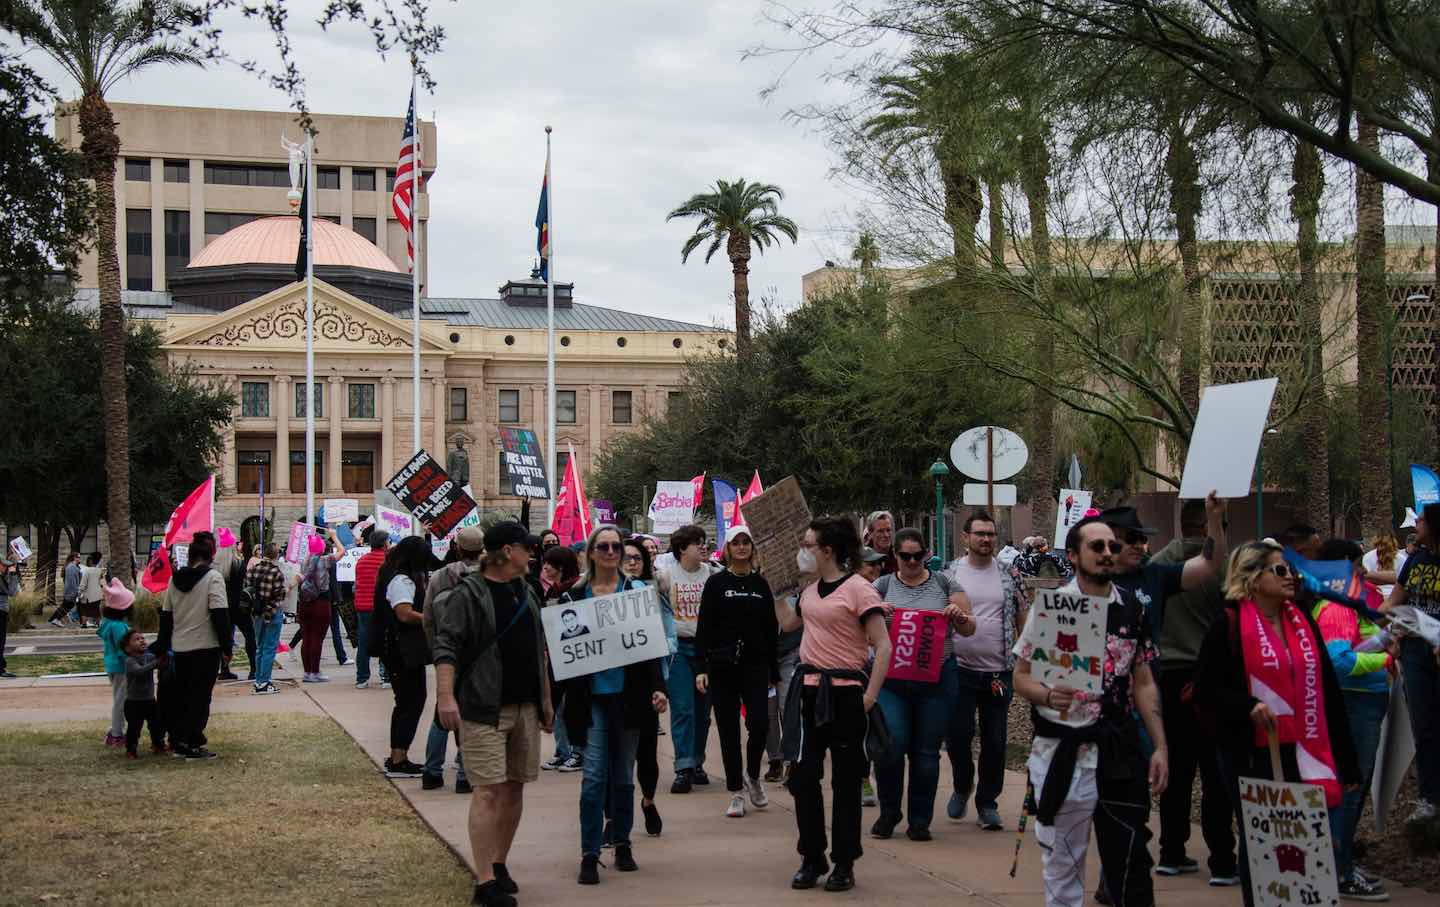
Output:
[896, 550, 927, 562]
[623, 554, 643, 562]
[1266, 563, 1294, 579]
[594, 542, 623, 554]
[1122, 532, 1148, 546]
[1086, 540, 1124, 555]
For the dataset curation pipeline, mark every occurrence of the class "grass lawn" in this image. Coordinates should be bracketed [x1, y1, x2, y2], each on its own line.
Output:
[5, 652, 251, 677]
[0, 712, 473, 905]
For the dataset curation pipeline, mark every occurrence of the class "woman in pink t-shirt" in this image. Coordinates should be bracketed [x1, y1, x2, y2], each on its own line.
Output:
[774, 516, 891, 893]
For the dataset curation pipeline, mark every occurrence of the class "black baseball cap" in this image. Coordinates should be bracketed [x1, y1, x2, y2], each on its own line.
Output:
[1099, 506, 1158, 537]
[484, 521, 529, 552]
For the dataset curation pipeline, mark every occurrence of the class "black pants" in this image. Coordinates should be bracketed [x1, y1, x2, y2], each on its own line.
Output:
[1158, 669, 1236, 874]
[385, 658, 427, 752]
[124, 699, 162, 753]
[788, 685, 867, 866]
[0, 617, 8, 674]
[636, 710, 659, 800]
[172, 649, 220, 750]
[1093, 765, 1156, 907]
[711, 662, 771, 791]
[230, 608, 257, 676]
[49, 598, 77, 623]
[947, 664, 1012, 810]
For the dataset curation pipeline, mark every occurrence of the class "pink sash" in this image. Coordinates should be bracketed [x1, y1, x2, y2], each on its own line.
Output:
[1238, 599, 1342, 807]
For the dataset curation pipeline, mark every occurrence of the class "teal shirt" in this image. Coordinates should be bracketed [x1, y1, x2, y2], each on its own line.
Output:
[97, 618, 131, 675]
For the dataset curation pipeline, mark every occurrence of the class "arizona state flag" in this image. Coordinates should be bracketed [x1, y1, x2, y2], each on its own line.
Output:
[535, 159, 550, 282]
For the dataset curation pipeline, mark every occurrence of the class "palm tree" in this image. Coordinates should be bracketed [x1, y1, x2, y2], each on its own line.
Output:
[13, 0, 203, 583]
[852, 232, 880, 274]
[1289, 131, 1331, 530]
[667, 179, 798, 355]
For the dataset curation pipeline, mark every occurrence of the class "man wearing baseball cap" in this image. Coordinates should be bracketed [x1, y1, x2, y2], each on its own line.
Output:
[433, 521, 552, 907]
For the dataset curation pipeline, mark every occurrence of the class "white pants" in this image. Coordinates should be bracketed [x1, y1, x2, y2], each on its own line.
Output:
[1030, 745, 1099, 907]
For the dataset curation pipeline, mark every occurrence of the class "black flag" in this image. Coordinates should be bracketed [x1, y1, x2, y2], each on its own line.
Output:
[294, 163, 309, 281]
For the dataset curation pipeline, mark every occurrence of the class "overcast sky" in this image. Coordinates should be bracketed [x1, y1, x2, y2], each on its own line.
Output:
[24, 1, 868, 326]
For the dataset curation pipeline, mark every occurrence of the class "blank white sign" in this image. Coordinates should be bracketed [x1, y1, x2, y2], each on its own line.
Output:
[962, 483, 1017, 506]
[1178, 378, 1278, 499]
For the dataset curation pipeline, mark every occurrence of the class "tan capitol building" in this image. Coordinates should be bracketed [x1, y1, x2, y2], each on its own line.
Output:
[61, 102, 730, 544]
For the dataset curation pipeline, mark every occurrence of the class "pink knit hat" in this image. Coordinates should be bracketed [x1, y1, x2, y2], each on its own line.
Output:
[307, 535, 326, 556]
[103, 577, 134, 611]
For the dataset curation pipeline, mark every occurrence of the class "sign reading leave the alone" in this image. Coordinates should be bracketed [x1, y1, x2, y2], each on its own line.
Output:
[500, 428, 550, 499]
[384, 450, 476, 538]
[1027, 588, 1109, 697]
[541, 585, 669, 682]
[1239, 777, 1340, 907]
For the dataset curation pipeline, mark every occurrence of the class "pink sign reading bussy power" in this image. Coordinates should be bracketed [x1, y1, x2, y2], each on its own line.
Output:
[887, 609, 945, 682]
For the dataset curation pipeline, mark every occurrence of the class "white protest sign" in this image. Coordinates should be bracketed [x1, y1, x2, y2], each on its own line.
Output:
[172, 544, 189, 568]
[432, 538, 452, 560]
[1026, 588, 1109, 696]
[1239, 777, 1340, 907]
[335, 546, 368, 582]
[648, 481, 697, 534]
[324, 498, 359, 523]
[285, 522, 316, 563]
[1053, 489, 1093, 551]
[8, 537, 32, 561]
[542, 585, 669, 681]
[376, 505, 414, 538]
[1178, 378, 1278, 499]
[1372, 680, 1415, 833]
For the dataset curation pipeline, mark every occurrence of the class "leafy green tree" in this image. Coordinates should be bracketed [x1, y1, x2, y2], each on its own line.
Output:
[667, 179, 799, 355]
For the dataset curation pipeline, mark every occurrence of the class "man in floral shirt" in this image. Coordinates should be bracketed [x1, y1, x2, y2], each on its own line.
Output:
[1012, 517, 1168, 907]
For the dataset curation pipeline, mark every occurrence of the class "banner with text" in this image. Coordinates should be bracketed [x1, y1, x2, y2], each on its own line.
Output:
[285, 522, 318, 563]
[1239, 777, 1340, 907]
[742, 477, 813, 599]
[324, 498, 359, 523]
[500, 428, 551, 499]
[1053, 489, 1093, 551]
[1027, 588, 1109, 696]
[541, 585, 669, 682]
[336, 546, 368, 582]
[384, 450, 477, 538]
[648, 480, 698, 535]
[375, 505, 413, 538]
[887, 609, 946, 682]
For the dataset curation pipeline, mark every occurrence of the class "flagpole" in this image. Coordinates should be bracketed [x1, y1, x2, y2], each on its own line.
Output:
[304, 132, 316, 528]
[411, 68, 423, 488]
[545, 125, 557, 527]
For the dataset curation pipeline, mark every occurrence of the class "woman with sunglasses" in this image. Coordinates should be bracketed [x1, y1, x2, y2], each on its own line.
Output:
[560, 525, 669, 886]
[869, 527, 974, 842]
[1193, 541, 1359, 907]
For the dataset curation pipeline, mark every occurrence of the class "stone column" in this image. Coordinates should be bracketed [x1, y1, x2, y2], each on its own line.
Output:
[150, 157, 165, 290]
[587, 384, 602, 466]
[328, 376, 344, 494]
[432, 377, 447, 456]
[189, 159, 205, 256]
[275, 376, 292, 493]
[218, 377, 237, 494]
[381, 376, 395, 481]
[340, 166, 354, 229]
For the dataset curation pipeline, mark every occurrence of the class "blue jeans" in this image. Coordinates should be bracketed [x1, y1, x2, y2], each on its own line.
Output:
[1329, 690, 1387, 879]
[329, 606, 349, 663]
[353, 613, 388, 684]
[252, 610, 285, 686]
[946, 661, 1013, 811]
[667, 638, 710, 772]
[1401, 635, 1440, 804]
[553, 692, 574, 759]
[580, 698, 640, 857]
[424, 714, 467, 783]
[875, 655, 958, 830]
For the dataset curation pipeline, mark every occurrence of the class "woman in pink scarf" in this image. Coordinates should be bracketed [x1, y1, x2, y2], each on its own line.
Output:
[1194, 540, 1359, 907]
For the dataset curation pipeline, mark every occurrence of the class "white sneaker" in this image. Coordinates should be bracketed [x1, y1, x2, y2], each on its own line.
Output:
[541, 754, 565, 771]
[746, 777, 768, 808]
[355, 680, 370, 689]
[1411, 799, 1437, 822]
[252, 683, 279, 695]
[726, 794, 746, 818]
[312, 673, 330, 683]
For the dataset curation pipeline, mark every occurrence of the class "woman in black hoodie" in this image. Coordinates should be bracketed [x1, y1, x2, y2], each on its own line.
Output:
[695, 525, 778, 820]
[372, 536, 435, 778]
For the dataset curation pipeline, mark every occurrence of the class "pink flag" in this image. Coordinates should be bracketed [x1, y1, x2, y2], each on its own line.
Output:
[552, 446, 594, 546]
[741, 470, 764, 504]
[141, 545, 172, 594]
[164, 475, 215, 545]
[689, 473, 706, 510]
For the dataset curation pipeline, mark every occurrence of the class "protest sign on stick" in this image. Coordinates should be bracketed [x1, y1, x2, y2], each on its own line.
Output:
[1178, 378, 1278, 499]
[742, 477, 812, 598]
[887, 609, 946, 682]
[649, 480, 699, 535]
[285, 522, 317, 563]
[324, 498, 359, 523]
[1239, 776, 1340, 907]
[8, 537, 32, 561]
[384, 450, 476, 538]
[1026, 589, 1109, 697]
[500, 428, 551, 499]
[335, 547, 368, 582]
[541, 585, 669, 681]
[1053, 489, 1093, 551]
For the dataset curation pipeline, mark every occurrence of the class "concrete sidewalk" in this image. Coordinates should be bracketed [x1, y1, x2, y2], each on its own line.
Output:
[302, 663, 1435, 906]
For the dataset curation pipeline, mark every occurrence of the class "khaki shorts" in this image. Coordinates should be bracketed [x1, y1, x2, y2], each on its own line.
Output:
[460, 703, 541, 786]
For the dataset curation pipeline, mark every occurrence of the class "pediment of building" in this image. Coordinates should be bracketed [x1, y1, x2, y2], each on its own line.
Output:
[164, 280, 449, 354]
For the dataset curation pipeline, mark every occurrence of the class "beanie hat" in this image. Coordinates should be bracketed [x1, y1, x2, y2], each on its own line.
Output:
[103, 577, 134, 612]
[308, 535, 326, 556]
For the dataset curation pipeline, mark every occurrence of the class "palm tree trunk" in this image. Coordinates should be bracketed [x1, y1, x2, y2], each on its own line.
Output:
[79, 91, 134, 584]
[36, 523, 62, 607]
[1291, 139, 1330, 531]
[1166, 125, 1204, 416]
[1355, 106, 1394, 539]
[987, 176, 1006, 272]
[727, 233, 752, 357]
[1428, 89, 1440, 448]
[1020, 129, 1056, 531]
[940, 156, 981, 275]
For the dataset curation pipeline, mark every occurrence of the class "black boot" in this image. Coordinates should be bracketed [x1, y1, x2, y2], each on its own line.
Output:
[470, 879, 516, 907]
[577, 855, 600, 885]
[614, 845, 638, 872]
[792, 859, 829, 890]
[824, 862, 855, 892]
[491, 863, 518, 894]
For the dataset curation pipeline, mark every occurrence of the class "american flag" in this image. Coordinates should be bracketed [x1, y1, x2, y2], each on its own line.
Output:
[391, 87, 422, 271]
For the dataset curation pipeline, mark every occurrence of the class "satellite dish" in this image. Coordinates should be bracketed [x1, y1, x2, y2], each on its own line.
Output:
[950, 426, 1029, 481]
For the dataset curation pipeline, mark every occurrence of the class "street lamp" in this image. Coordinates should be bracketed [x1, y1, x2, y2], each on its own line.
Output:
[930, 459, 950, 570]
[1256, 428, 1279, 538]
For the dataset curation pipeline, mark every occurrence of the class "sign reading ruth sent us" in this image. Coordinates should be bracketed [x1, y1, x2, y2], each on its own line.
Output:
[542, 585, 669, 682]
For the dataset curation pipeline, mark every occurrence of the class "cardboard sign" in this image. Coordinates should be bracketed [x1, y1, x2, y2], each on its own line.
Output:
[648, 480, 698, 534]
[887, 609, 946, 682]
[285, 522, 317, 563]
[741, 477, 812, 598]
[8, 537, 32, 561]
[1239, 777, 1340, 907]
[325, 498, 359, 523]
[1053, 489, 1093, 551]
[375, 505, 413, 538]
[542, 585, 669, 681]
[335, 546, 368, 582]
[384, 450, 477, 537]
[500, 427, 550, 498]
[1178, 378, 1278, 499]
[1027, 588, 1109, 696]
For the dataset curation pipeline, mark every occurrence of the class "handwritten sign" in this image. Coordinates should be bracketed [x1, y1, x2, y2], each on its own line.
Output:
[335, 546, 368, 582]
[324, 498, 359, 523]
[285, 522, 317, 563]
[500, 427, 551, 499]
[648, 480, 698, 534]
[541, 585, 669, 681]
[1027, 588, 1109, 696]
[171, 544, 189, 569]
[1239, 777, 1340, 907]
[887, 609, 946, 682]
[376, 505, 414, 538]
[384, 450, 477, 537]
[741, 477, 812, 598]
[1053, 489, 1093, 551]
[8, 537, 32, 561]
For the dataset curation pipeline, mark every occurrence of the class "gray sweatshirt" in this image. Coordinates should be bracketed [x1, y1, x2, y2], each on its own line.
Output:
[125, 652, 159, 701]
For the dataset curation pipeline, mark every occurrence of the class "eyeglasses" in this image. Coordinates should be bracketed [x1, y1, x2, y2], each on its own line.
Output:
[896, 550, 927, 562]
[1266, 563, 1294, 579]
[1123, 532, 1148, 546]
[594, 542, 623, 554]
[1086, 540, 1124, 555]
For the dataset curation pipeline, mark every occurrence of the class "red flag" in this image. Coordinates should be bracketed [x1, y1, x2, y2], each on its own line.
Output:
[551, 445, 594, 546]
[741, 470, 764, 504]
[164, 476, 215, 545]
[690, 473, 706, 510]
[141, 545, 172, 594]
